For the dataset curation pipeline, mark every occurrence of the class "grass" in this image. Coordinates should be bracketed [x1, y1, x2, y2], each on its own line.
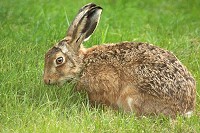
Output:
[0, 0, 200, 132]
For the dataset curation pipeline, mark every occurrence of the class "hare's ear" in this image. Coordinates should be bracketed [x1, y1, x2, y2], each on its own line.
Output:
[66, 3, 102, 52]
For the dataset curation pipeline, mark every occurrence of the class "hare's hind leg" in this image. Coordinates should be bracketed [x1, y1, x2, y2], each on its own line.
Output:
[117, 86, 177, 117]
[117, 86, 144, 115]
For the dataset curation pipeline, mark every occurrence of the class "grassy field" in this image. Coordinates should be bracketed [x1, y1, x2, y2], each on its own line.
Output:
[0, 0, 200, 132]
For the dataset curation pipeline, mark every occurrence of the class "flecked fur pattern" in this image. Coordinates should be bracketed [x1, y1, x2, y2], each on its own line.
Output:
[77, 42, 196, 117]
[43, 3, 196, 118]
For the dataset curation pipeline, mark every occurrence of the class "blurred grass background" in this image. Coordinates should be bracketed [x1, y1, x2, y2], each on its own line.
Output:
[0, 0, 200, 132]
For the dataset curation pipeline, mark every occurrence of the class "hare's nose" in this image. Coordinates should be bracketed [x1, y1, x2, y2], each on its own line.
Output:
[44, 78, 51, 85]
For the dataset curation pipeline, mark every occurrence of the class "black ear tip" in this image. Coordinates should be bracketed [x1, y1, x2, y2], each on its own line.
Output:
[80, 3, 102, 13]
[83, 3, 97, 9]
[92, 7, 103, 14]
[85, 3, 103, 9]
[87, 6, 103, 16]
[88, 3, 97, 7]
[96, 6, 103, 10]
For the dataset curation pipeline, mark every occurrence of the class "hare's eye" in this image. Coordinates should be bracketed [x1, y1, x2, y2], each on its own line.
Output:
[56, 57, 63, 65]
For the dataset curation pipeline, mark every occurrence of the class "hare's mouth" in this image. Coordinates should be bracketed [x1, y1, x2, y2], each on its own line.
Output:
[65, 79, 73, 84]
[56, 78, 77, 87]
[60, 77, 75, 84]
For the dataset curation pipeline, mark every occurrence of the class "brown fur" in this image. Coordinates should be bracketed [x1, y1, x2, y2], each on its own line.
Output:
[74, 42, 196, 117]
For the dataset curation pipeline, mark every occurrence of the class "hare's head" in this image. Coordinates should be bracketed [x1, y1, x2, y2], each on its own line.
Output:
[43, 3, 102, 85]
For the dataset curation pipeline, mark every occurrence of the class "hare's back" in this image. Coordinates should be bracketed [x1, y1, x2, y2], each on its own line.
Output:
[84, 42, 195, 104]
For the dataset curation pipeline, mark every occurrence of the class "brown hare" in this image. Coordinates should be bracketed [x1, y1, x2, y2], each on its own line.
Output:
[43, 3, 196, 117]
